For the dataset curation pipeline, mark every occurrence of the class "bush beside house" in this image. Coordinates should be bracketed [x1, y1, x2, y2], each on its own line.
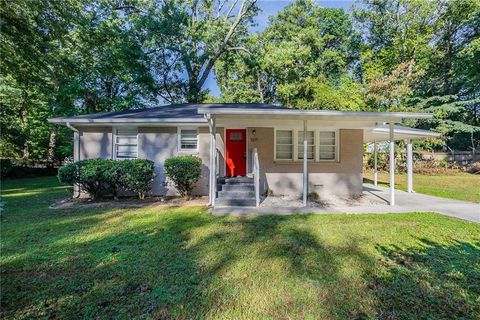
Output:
[164, 156, 202, 197]
[58, 159, 155, 199]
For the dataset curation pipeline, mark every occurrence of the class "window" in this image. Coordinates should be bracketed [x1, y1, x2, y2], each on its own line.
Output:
[276, 130, 293, 160]
[297, 131, 315, 160]
[179, 129, 198, 151]
[229, 132, 243, 141]
[116, 128, 138, 159]
[318, 131, 337, 160]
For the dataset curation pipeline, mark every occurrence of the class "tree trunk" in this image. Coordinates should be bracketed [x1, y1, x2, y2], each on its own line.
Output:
[47, 126, 57, 167]
[20, 98, 29, 162]
[471, 132, 476, 162]
[257, 70, 264, 103]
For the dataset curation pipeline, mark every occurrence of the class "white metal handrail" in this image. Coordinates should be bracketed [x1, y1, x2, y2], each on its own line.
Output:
[252, 148, 260, 207]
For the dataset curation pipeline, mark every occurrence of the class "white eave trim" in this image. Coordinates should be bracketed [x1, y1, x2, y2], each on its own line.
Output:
[197, 107, 433, 119]
[371, 126, 441, 137]
[48, 117, 208, 125]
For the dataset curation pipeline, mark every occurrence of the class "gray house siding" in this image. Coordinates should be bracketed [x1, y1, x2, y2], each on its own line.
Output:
[138, 127, 177, 195]
[79, 126, 113, 159]
[247, 128, 364, 198]
[75, 125, 225, 196]
[75, 125, 362, 198]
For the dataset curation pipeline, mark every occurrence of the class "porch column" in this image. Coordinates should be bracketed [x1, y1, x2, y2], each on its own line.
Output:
[303, 120, 308, 207]
[406, 139, 413, 193]
[208, 116, 216, 206]
[373, 141, 378, 186]
[389, 123, 395, 206]
[212, 118, 217, 206]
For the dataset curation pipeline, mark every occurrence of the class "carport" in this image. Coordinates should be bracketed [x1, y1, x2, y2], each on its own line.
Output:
[364, 125, 441, 205]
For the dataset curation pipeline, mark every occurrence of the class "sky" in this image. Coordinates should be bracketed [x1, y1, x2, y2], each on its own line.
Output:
[205, 0, 357, 96]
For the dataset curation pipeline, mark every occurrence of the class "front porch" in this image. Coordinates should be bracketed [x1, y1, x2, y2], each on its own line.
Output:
[199, 105, 439, 208]
[211, 183, 480, 223]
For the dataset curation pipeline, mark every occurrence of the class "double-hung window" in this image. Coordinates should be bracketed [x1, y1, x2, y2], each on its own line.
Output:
[297, 131, 315, 160]
[275, 130, 293, 160]
[318, 131, 337, 160]
[179, 129, 198, 151]
[115, 128, 138, 159]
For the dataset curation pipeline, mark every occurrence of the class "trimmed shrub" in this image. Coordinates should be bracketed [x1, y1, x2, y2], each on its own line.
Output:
[57, 161, 78, 185]
[58, 159, 155, 199]
[121, 159, 155, 199]
[164, 156, 202, 197]
[58, 159, 118, 199]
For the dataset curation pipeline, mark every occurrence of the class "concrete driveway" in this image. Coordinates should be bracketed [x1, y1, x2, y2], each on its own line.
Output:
[360, 184, 479, 223]
[212, 184, 480, 223]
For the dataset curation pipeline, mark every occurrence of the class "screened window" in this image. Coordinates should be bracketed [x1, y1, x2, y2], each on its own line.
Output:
[276, 130, 293, 160]
[297, 131, 315, 160]
[318, 131, 337, 160]
[116, 128, 138, 159]
[180, 129, 198, 150]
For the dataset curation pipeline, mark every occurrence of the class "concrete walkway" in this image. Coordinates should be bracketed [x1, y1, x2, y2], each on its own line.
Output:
[212, 184, 480, 223]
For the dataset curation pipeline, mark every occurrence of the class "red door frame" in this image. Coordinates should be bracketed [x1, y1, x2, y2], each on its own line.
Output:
[225, 129, 247, 177]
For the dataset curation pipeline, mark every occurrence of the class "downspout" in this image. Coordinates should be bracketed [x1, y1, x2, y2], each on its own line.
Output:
[66, 122, 80, 162]
[66, 122, 81, 198]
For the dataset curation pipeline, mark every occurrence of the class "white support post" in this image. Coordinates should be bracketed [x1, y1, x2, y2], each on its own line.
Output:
[212, 118, 216, 206]
[208, 116, 214, 206]
[389, 123, 395, 206]
[407, 139, 413, 193]
[373, 141, 378, 186]
[303, 120, 308, 207]
[66, 122, 80, 197]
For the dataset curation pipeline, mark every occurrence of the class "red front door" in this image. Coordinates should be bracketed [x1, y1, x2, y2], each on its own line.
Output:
[225, 129, 247, 177]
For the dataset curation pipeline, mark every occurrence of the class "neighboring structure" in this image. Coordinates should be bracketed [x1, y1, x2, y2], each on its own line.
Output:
[418, 150, 479, 166]
[49, 103, 440, 207]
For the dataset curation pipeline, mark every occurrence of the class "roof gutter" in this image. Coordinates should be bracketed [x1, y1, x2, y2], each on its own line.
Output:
[65, 122, 80, 163]
[48, 117, 208, 125]
[197, 108, 433, 119]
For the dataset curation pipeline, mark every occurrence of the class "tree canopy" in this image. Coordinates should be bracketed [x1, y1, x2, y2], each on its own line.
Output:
[1, 0, 479, 163]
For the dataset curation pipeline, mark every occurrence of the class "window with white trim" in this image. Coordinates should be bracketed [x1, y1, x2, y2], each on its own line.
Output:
[275, 130, 293, 160]
[115, 128, 138, 159]
[318, 131, 337, 160]
[179, 129, 198, 151]
[297, 131, 315, 160]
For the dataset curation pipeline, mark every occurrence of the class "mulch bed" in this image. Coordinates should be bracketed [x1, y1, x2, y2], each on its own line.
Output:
[49, 195, 208, 210]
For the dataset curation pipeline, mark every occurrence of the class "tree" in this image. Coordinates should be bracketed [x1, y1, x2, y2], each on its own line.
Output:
[354, 0, 480, 150]
[414, 0, 480, 150]
[0, 0, 81, 162]
[140, 0, 258, 103]
[216, 0, 363, 109]
[0, 0, 157, 163]
[353, 0, 438, 109]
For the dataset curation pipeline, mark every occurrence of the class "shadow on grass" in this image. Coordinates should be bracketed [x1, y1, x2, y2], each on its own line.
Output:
[371, 238, 480, 319]
[1, 199, 479, 319]
[363, 177, 390, 186]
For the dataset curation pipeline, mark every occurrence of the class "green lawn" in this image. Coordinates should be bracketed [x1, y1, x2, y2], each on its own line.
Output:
[1, 177, 479, 319]
[364, 172, 480, 203]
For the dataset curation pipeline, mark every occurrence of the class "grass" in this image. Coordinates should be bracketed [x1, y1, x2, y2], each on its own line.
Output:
[1, 177, 479, 319]
[364, 171, 480, 203]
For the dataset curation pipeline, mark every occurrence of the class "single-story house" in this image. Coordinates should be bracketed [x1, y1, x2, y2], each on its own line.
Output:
[49, 103, 440, 207]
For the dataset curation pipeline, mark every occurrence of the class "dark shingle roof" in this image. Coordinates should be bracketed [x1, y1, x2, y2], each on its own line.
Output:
[57, 103, 287, 121]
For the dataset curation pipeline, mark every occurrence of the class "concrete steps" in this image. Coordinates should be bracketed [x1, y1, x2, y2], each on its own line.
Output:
[216, 176, 256, 207]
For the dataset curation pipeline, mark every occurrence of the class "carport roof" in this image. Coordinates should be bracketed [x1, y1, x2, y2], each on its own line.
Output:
[364, 125, 441, 143]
